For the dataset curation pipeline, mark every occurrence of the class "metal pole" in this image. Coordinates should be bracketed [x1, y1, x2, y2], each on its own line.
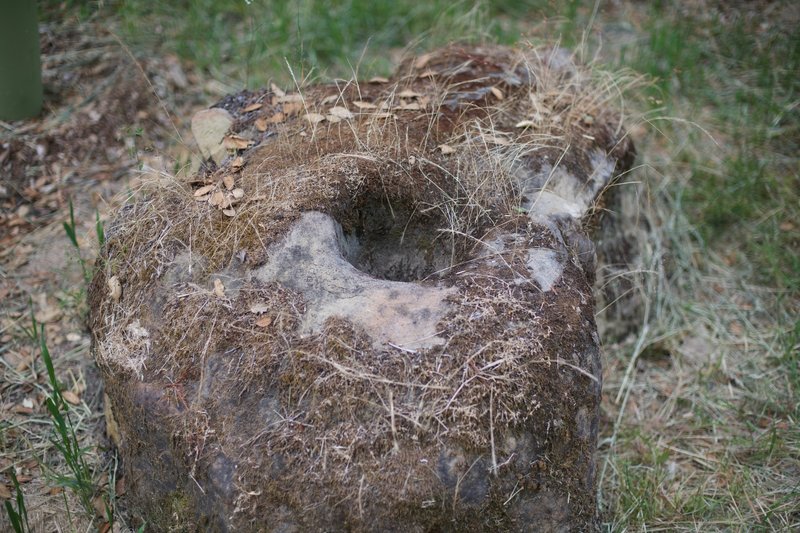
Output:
[0, 1, 43, 120]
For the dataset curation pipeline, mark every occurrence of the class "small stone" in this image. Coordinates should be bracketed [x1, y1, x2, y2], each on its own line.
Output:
[191, 108, 234, 165]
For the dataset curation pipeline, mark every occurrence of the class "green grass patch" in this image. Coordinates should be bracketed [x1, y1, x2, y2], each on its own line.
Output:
[108, 0, 526, 85]
[620, 3, 799, 295]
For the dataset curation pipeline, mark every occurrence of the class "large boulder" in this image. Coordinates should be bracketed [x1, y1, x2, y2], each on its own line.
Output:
[89, 44, 634, 531]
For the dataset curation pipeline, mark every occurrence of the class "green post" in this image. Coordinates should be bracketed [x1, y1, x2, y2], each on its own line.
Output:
[0, 1, 43, 120]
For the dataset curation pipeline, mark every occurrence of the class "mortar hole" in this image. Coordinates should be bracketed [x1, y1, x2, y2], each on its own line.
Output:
[337, 199, 457, 282]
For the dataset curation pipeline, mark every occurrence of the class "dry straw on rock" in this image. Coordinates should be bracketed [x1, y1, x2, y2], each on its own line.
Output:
[89, 43, 638, 530]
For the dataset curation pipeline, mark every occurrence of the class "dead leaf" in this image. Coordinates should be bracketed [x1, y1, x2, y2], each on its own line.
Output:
[353, 101, 377, 110]
[242, 102, 262, 112]
[275, 94, 303, 104]
[438, 144, 456, 154]
[222, 135, 254, 150]
[115, 477, 126, 497]
[254, 117, 268, 132]
[780, 221, 795, 231]
[107, 276, 122, 302]
[321, 94, 339, 105]
[223, 175, 235, 190]
[397, 102, 421, 111]
[62, 391, 81, 406]
[267, 112, 285, 124]
[34, 303, 61, 324]
[92, 495, 106, 517]
[209, 190, 225, 207]
[372, 113, 397, 120]
[0, 484, 12, 499]
[369, 76, 389, 84]
[255, 316, 273, 328]
[213, 278, 225, 298]
[398, 89, 422, 99]
[231, 156, 245, 169]
[12, 405, 33, 415]
[270, 83, 286, 97]
[283, 102, 303, 115]
[222, 208, 236, 217]
[195, 194, 210, 202]
[231, 188, 245, 199]
[194, 184, 215, 197]
[304, 113, 326, 125]
[515, 120, 537, 129]
[249, 303, 270, 314]
[490, 86, 504, 100]
[326, 115, 342, 124]
[415, 52, 434, 69]
[15, 357, 32, 373]
[418, 69, 436, 79]
[484, 135, 510, 146]
[328, 106, 353, 120]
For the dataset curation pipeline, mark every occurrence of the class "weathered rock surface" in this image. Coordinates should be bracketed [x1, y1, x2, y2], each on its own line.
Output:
[191, 107, 235, 164]
[89, 44, 634, 531]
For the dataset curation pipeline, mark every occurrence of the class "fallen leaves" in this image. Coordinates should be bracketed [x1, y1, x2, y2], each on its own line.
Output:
[34, 294, 61, 324]
[250, 302, 272, 327]
[107, 276, 122, 302]
[249, 303, 270, 314]
[194, 177, 245, 216]
[222, 135, 254, 150]
[274, 93, 303, 104]
[209, 190, 226, 207]
[303, 112, 326, 125]
[213, 278, 225, 298]
[353, 100, 377, 110]
[328, 106, 353, 120]
[256, 112, 285, 131]
[415, 52, 434, 69]
[270, 83, 285, 97]
[398, 89, 422, 99]
[438, 144, 456, 154]
[62, 390, 81, 406]
[194, 184, 215, 197]
[282, 101, 303, 116]
[255, 316, 273, 328]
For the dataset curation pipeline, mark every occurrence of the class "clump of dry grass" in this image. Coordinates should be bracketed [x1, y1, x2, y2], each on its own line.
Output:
[591, 13, 800, 525]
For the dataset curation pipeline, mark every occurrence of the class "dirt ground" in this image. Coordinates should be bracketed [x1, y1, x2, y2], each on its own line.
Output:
[0, 16, 220, 531]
